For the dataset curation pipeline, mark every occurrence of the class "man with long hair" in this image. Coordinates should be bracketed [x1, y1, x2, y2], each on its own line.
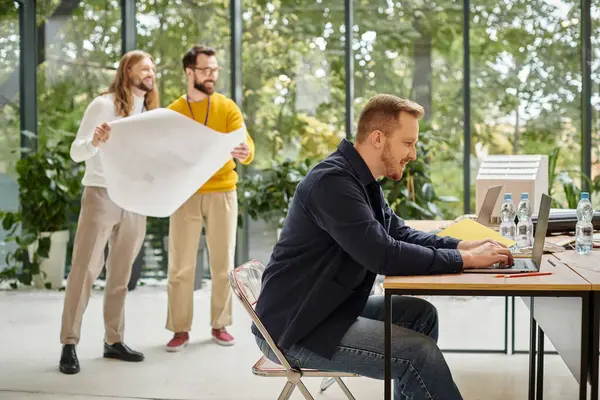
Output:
[58, 50, 160, 375]
[164, 44, 254, 351]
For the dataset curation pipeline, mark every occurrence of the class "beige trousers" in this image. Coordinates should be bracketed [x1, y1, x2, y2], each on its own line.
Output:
[60, 187, 146, 345]
[166, 190, 237, 332]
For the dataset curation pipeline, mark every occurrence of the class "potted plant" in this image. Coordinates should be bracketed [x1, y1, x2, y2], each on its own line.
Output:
[0, 130, 83, 289]
[238, 158, 313, 237]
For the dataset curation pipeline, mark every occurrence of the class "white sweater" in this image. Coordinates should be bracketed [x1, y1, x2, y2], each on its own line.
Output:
[70, 93, 146, 187]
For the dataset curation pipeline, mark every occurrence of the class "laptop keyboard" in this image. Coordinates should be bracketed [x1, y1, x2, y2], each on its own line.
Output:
[512, 259, 534, 269]
[491, 259, 536, 270]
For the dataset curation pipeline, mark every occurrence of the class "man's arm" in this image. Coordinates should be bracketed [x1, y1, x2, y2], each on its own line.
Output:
[227, 99, 254, 165]
[386, 204, 461, 249]
[70, 97, 108, 163]
[304, 173, 463, 276]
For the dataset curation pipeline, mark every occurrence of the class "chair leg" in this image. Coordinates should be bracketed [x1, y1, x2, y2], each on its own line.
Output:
[277, 381, 296, 400]
[320, 377, 335, 391]
[296, 380, 315, 400]
[335, 377, 356, 400]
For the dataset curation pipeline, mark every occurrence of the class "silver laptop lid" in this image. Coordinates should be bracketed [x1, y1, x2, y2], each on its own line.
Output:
[532, 193, 552, 266]
[477, 185, 503, 225]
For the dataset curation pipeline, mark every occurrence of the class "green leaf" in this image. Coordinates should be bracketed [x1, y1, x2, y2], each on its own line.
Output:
[421, 183, 435, 202]
[1, 212, 20, 230]
[427, 202, 442, 218]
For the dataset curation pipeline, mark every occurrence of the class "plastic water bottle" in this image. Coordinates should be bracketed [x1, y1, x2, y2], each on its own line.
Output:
[576, 192, 594, 254]
[500, 193, 516, 241]
[516, 192, 533, 250]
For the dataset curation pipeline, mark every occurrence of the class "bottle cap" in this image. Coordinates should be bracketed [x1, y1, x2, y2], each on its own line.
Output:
[581, 192, 590, 200]
[521, 193, 529, 200]
[503, 193, 512, 201]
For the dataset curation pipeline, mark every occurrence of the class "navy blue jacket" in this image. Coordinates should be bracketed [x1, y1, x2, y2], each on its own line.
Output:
[252, 139, 464, 359]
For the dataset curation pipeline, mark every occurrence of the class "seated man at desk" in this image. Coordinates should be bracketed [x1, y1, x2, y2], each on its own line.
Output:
[251, 94, 513, 400]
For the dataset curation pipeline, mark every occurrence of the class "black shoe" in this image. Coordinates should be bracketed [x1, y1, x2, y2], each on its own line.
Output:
[103, 342, 144, 362]
[59, 344, 80, 375]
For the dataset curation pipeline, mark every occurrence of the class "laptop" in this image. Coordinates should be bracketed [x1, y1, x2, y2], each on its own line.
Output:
[464, 193, 552, 274]
[476, 185, 503, 226]
[428, 186, 503, 235]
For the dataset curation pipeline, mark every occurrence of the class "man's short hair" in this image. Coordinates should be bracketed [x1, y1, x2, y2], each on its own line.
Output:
[182, 44, 216, 71]
[355, 94, 424, 143]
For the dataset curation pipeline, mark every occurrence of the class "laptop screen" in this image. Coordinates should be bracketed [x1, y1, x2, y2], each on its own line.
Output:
[532, 194, 552, 266]
[477, 185, 503, 225]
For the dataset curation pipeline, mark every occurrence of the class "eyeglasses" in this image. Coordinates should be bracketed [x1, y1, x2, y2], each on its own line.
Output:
[189, 66, 222, 75]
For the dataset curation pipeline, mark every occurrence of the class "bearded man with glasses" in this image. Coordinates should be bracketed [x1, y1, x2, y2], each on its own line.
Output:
[164, 44, 255, 352]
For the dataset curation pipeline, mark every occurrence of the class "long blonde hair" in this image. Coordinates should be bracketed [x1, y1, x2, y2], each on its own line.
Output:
[105, 50, 160, 117]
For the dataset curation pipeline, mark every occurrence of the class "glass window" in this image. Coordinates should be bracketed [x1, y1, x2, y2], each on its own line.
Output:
[137, 0, 232, 105]
[471, 0, 581, 209]
[0, 1, 21, 269]
[241, 0, 346, 261]
[37, 0, 122, 143]
[354, 0, 465, 219]
[136, 0, 232, 278]
[35, 0, 122, 273]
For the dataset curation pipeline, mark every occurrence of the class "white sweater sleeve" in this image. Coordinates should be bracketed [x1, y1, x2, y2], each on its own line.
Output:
[70, 97, 112, 163]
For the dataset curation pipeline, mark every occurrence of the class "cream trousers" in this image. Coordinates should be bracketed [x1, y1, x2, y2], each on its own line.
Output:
[166, 190, 238, 332]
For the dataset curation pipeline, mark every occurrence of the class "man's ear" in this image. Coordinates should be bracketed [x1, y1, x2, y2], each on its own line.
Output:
[370, 130, 384, 148]
[185, 68, 193, 80]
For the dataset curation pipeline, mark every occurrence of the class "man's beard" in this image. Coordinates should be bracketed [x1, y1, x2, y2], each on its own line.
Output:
[381, 142, 404, 181]
[134, 77, 153, 92]
[194, 79, 215, 95]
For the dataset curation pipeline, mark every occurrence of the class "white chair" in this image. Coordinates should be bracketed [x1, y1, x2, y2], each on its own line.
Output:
[229, 260, 359, 400]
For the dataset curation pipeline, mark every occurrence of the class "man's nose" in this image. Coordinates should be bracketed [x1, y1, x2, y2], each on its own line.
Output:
[409, 147, 417, 160]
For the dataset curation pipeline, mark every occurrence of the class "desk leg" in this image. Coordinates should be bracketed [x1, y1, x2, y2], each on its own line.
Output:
[592, 293, 599, 400]
[504, 296, 509, 354]
[512, 296, 516, 355]
[385, 291, 392, 400]
[536, 325, 544, 400]
[580, 292, 590, 400]
[529, 297, 537, 400]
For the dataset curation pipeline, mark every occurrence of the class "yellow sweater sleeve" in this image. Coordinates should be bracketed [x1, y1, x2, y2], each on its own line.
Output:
[227, 99, 254, 165]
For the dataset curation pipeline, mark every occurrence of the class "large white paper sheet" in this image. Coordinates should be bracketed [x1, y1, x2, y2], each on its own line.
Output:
[99, 108, 246, 217]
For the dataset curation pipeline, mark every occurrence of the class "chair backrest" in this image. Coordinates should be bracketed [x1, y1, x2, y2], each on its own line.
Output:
[372, 278, 384, 295]
[229, 260, 295, 370]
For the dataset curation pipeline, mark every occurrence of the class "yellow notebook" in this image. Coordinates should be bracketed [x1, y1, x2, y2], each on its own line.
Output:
[436, 218, 516, 247]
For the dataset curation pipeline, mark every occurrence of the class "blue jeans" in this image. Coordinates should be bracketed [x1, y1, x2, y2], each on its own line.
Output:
[255, 295, 463, 400]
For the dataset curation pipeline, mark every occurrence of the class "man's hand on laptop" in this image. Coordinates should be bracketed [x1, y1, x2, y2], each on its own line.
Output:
[457, 239, 508, 251]
[459, 242, 514, 269]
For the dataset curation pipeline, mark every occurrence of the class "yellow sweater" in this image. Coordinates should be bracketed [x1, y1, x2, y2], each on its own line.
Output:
[167, 93, 255, 193]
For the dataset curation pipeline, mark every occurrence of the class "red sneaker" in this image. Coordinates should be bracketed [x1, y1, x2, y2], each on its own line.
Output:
[211, 328, 235, 346]
[166, 332, 189, 352]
